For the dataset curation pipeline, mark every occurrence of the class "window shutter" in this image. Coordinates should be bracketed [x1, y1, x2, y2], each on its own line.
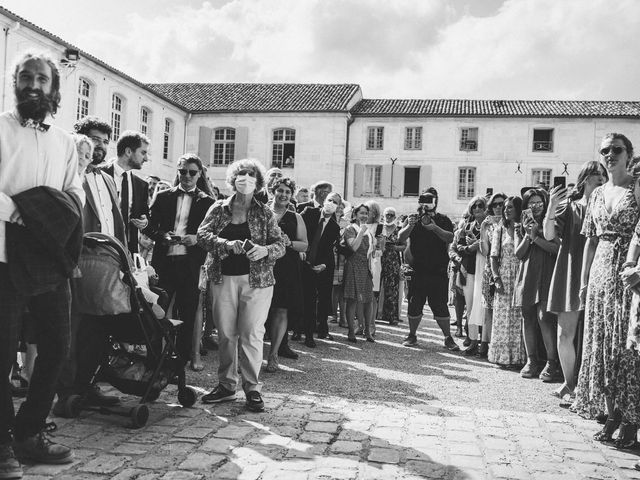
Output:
[353, 164, 364, 197]
[198, 127, 212, 164]
[380, 165, 391, 197]
[235, 127, 249, 160]
[419, 164, 432, 192]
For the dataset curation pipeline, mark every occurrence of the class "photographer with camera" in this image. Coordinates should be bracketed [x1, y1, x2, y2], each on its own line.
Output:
[398, 188, 459, 350]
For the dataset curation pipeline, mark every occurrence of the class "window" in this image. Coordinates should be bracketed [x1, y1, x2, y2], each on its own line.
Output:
[272, 128, 295, 168]
[163, 119, 173, 161]
[403, 167, 420, 196]
[364, 165, 382, 195]
[404, 127, 422, 150]
[459, 127, 478, 151]
[111, 94, 123, 141]
[140, 107, 150, 136]
[76, 78, 91, 120]
[533, 128, 554, 152]
[213, 128, 235, 165]
[532, 169, 552, 189]
[367, 127, 384, 150]
[458, 167, 476, 199]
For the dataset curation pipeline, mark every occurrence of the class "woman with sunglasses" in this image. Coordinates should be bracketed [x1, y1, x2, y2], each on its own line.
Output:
[379, 207, 405, 326]
[543, 161, 607, 405]
[451, 195, 487, 355]
[476, 192, 506, 357]
[514, 188, 560, 380]
[573, 134, 639, 446]
[197, 158, 285, 412]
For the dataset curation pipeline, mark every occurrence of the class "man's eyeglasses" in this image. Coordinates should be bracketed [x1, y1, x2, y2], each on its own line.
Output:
[599, 146, 626, 156]
[178, 169, 199, 177]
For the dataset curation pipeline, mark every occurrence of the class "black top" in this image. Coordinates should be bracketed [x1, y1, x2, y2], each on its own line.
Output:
[409, 213, 454, 275]
[453, 220, 481, 275]
[220, 222, 251, 276]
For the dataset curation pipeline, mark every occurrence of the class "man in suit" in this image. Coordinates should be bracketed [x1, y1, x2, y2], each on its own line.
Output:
[143, 154, 214, 364]
[53, 116, 126, 417]
[300, 192, 341, 347]
[102, 130, 150, 254]
[296, 181, 332, 213]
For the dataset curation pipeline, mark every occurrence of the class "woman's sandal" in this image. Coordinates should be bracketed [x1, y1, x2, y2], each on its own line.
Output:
[593, 415, 621, 443]
[190, 360, 204, 372]
[614, 422, 638, 450]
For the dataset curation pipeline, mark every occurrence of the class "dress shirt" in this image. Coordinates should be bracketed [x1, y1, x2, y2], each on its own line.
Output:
[0, 111, 84, 263]
[167, 187, 195, 256]
[85, 172, 115, 236]
[113, 162, 133, 215]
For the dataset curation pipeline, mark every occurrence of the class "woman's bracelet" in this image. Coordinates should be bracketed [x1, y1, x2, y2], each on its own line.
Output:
[621, 261, 637, 270]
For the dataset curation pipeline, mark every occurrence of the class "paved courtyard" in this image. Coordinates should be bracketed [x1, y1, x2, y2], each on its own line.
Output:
[15, 304, 640, 480]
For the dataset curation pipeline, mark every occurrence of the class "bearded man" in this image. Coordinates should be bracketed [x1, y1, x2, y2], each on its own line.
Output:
[0, 51, 84, 477]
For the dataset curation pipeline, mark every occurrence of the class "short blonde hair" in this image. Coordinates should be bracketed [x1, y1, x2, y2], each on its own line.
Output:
[225, 158, 266, 192]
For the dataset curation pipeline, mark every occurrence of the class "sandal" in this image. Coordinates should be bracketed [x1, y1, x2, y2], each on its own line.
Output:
[190, 360, 204, 372]
[614, 422, 638, 450]
[10, 374, 29, 398]
[593, 414, 621, 443]
[265, 356, 279, 373]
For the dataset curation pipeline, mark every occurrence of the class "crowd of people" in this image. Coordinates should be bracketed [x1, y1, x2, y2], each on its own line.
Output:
[3, 49, 640, 478]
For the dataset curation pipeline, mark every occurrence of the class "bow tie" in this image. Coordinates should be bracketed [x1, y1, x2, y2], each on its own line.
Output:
[179, 189, 197, 197]
[85, 164, 100, 174]
[21, 118, 50, 132]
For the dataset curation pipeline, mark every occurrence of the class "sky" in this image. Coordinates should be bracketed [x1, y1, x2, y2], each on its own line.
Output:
[2, 0, 639, 101]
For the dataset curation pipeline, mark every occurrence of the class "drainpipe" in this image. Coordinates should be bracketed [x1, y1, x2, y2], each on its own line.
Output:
[343, 113, 354, 200]
[2, 21, 19, 111]
[183, 112, 192, 152]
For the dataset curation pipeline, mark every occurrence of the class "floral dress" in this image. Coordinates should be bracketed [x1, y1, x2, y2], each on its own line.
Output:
[381, 227, 401, 324]
[573, 185, 639, 420]
[488, 223, 526, 366]
[343, 225, 374, 302]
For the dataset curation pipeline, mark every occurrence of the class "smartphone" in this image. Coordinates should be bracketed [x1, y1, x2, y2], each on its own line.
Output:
[553, 176, 567, 189]
[242, 239, 255, 252]
[521, 208, 533, 224]
[170, 235, 182, 242]
[486, 187, 494, 196]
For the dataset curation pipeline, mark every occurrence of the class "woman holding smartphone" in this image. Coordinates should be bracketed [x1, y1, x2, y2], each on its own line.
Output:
[514, 188, 560, 380]
[197, 159, 285, 412]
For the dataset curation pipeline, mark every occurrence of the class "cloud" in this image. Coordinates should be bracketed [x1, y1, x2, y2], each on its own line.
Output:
[6, 0, 640, 100]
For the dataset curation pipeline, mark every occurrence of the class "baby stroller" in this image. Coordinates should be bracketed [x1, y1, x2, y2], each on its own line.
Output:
[60, 232, 197, 428]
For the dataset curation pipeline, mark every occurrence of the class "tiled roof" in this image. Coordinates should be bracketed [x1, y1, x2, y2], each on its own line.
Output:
[352, 99, 640, 118]
[0, 6, 186, 111]
[146, 83, 361, 113]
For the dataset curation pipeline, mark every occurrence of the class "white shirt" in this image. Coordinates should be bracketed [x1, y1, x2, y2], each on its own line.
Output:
[113, 161, 133, 215]
[85, 172, 115, 236]
[167, 187, 194, 256]
[0, 111, 84, 263]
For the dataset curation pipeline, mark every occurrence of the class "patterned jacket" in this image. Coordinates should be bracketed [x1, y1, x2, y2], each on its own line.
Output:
[197, 195, 285, 288]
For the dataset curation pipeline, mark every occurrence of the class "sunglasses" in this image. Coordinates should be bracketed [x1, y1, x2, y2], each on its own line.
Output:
[178, 168, 199, 177]
[599, 146, 626, 156]
[472, 204, 485, 209]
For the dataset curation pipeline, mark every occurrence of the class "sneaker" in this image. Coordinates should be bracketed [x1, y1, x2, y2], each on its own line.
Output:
[13, 423, 73, 464]
[539, 361, 563, 383]
[201, 385, 237, 404]
[520, 361, 540, 379]
[444, 336, 460, 352]
[0, 444, 22, 479]
[402, 335, 418, 347]
[245, 391, 265, 412]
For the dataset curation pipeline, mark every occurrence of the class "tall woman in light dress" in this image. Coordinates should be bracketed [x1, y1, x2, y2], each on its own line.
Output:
[543, 161, 607, 401]
[574, 133, 639, 446]
[489, 196, 526, 367]
[344, 204, 375, 343]
[379, 207, 404, 325]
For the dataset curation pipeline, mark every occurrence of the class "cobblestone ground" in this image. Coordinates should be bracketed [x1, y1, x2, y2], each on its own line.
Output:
[15, 303, 640, 480]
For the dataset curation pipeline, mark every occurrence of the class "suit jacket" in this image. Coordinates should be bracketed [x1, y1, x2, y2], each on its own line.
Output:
[143, 187, 214, 280]
[296, 200, 315, 213]
[301, 207, 339, 268]
[101, 163, 149, 253]
[82, 171, 126, 245]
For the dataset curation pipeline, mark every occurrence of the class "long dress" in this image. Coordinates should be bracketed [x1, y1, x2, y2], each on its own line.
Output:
[271, 210, 304, 320]
[343, 226, 374, 302]
[380, 227, 401, 324]
[488, 223, 526, 366]
[573, 184, 639, 420]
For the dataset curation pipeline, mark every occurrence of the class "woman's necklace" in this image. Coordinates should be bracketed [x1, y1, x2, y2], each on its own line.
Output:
[272, 205, 287, 222]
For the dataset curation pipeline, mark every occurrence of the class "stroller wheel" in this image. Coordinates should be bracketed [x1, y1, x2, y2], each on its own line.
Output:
[130, 404, 149, 429]
[178, 387, 197, 408]
[64, 395, 83, 418]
